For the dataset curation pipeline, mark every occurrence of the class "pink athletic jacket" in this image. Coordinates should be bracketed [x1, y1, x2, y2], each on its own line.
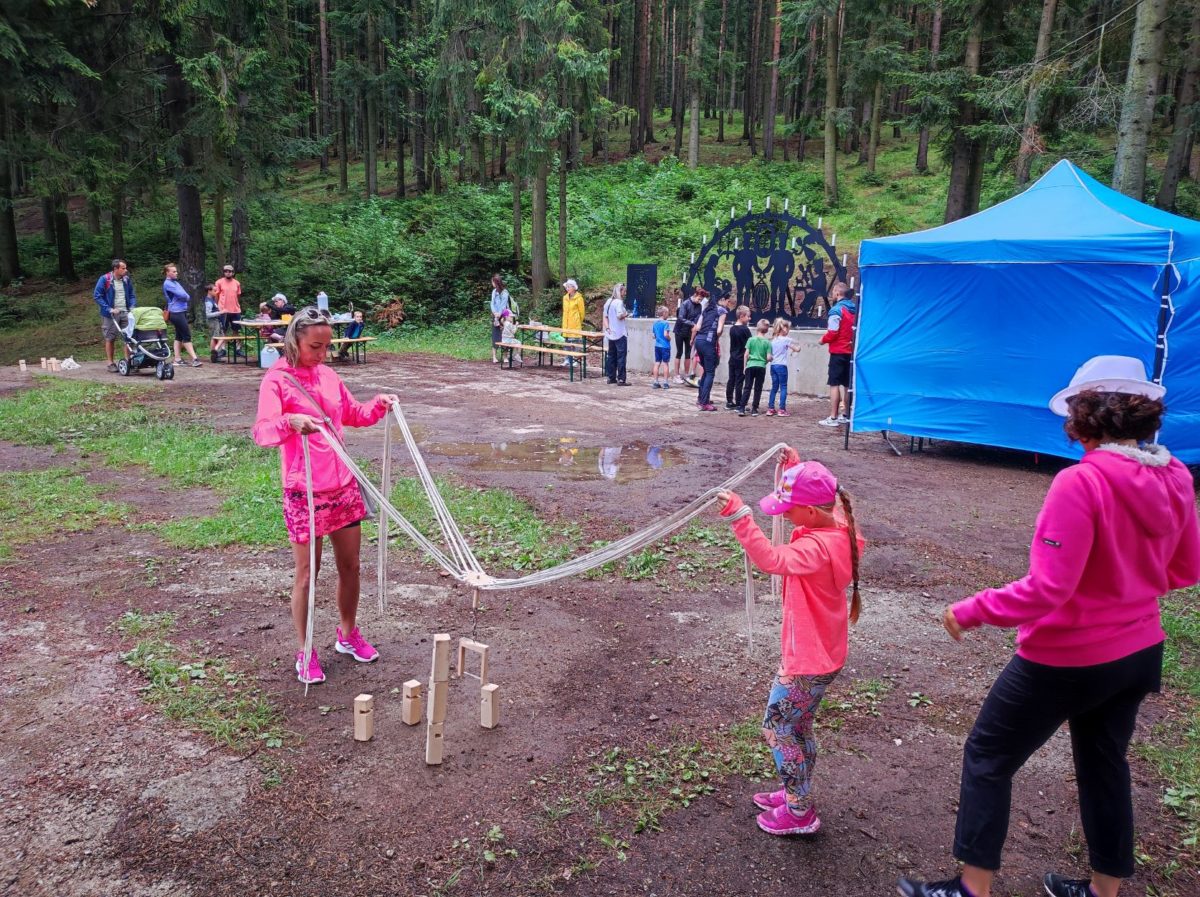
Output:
[253, 360, 389, 493]
[952, 444, 1200, 667]
[722, 495, 862, 675]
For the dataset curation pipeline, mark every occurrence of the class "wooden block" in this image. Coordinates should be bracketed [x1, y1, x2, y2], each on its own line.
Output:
[401, 679, 422, 726]
[39, 357, 46, 369]
[353, 693, 374, 742]
[426, 678, 448, 724]
[425, 722, 444, 765]
[18, 360, 26, 372]
[430, 633, 451, 682]
[480, 683, 500, 729]
[456, 638, 490, 685]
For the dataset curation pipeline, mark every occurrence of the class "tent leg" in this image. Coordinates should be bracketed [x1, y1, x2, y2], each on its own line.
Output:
[881, 430, 902, 457]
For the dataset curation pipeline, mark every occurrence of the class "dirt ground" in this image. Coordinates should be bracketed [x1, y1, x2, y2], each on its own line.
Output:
[0, 353, 1193, 897]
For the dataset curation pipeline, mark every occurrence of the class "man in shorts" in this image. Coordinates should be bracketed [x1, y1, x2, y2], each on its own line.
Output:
[215, 264, 244, 356]
[818, 282, 856, 427]
[93, 259, 137, 372]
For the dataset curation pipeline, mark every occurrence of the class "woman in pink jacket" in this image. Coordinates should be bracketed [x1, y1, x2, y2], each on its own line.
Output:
[253, 307, 398, 685]
[901, 356, 1200, 897]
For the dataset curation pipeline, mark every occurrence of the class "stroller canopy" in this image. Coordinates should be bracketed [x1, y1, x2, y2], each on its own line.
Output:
[854, 160, 1200, 461]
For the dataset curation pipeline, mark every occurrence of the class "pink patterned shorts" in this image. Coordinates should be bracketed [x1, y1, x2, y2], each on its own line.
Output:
[283, 481, 366, 544]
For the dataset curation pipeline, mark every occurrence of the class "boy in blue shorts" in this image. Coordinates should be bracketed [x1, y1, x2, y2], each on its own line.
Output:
[652, 305, 672, 389]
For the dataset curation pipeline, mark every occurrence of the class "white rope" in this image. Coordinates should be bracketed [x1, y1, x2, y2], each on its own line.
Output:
[301, 435, 317, 697]
[376, 418, 393, 614]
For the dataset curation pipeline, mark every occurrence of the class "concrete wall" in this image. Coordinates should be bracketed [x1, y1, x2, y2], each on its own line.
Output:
[620, 318, 829, 397]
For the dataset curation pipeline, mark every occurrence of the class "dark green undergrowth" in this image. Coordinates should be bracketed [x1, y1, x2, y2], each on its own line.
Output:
[374, 317, 492, 360]
[0, 467, 128, 559]
[0, 378, 285, 546]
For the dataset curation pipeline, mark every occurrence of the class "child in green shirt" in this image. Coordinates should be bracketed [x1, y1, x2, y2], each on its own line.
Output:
[740, 319, 771, 416]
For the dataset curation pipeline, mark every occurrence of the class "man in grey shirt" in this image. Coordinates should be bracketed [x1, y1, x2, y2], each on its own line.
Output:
[93, 259, 137, 372]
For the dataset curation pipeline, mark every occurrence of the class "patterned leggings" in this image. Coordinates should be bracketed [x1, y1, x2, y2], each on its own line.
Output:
[761, 670, 840, 813]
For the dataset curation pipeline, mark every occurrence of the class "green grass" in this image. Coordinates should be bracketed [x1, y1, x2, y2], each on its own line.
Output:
[584, 721, 774, 836]
[115, 609, 288, 754]
[0, 378, 285, 547]
[1134, 589, 1200, 856]
[374, 317, 492, 361]
[0, 280, 105, 366]
[384, 475, 583, 573]
[0, 467, 129, 559]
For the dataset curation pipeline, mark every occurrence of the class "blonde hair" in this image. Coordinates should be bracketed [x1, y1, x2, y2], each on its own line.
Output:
[162, 262, 177, 277]
[736, 305, 750, 320]
[770, 317, 790, 337]
[656, 304, 668, 318]
[282, 306, 333, 365]
[755, 319, 770, 334]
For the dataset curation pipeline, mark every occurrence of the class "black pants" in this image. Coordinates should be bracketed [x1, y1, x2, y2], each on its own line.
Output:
[954, 642, 1163, 877]
[726, 357, 745, 406]
[739, 366, 766, 411]
[695, 339, 718, 405]
[606, 336, 627, 383]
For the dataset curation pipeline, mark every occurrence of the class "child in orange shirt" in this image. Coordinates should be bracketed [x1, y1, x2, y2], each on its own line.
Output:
[716, 447, 863, 836]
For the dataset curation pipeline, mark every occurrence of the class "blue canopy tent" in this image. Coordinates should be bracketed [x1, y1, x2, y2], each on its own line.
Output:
[853, 159, 1200, 462]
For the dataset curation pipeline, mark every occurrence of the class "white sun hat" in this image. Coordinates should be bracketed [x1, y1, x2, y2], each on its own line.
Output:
[1049, 355, 1166, 416]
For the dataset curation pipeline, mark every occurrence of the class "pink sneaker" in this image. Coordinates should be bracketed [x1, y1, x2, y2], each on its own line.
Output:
[756, 804, 821, 836]
[766, 409, 776, 416]
[335, 625, 379, 663]
[776, 409, 790, 417]
[295, 649, 326, 684]
[753, 788, 787, 811]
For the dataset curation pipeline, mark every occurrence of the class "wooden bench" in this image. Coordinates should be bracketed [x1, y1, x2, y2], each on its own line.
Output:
[495, 342, 588, 382]
[214, 334, 257, 364]
[329, 336, 376, 364]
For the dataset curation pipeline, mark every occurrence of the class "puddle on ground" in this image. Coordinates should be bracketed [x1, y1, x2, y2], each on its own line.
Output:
[427, 438, 684, 482]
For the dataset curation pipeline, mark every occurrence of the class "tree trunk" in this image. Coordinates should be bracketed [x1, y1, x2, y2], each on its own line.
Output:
[916, 1, 942, 173]
[716, 0, 728, 143]
[1112, 0, 1169, 199]
[1157, 0, 1200, 210]
[672, 5, 684, 159]
[229, 159, 249, 274]
[397, 115, 406, 197]
[52, 194, 75, 281]
[1015, 0, 1058, 185]
[86, 198, 101, 235]
[512, 165, 522, 273]
[944, 19, 982, 222]
[823, 11, 840, 205]
[213, 190, 225, 272]
[558, 155, 567, 282]
[411, 90, 427, 193]
[364, 16, 379, 197]
[632, 0, 652, 153]
[338, 99, 349, 192]
[857, 99, 871, 164]
[318, 0, 331, 175]
[0, 100, 20, 284]
[41, 198, 54, 243]
[164, 40, 206, 303]
[763, 0, 783, 160]
[688, 0, 706, 168]
[746, 0, 764, 153]
[111, 190, 125, 260]
[531, 158, 551, 303]
[867, 79, 883, 172]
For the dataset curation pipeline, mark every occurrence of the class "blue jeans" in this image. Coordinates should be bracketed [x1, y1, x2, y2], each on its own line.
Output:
[769, 364, 788, 410]
[696, 339, 718, 405]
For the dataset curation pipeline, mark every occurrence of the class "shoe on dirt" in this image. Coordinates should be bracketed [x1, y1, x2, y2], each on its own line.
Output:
[335, 625, 379, 663]
[751, 409, 760, 417]
[897, 877, 975, 897]
[295, 649, 326, 684]
[652, 381, 661, 389]
[752, 788, 786, 811]
[836, 414, 850, 423]
[777, 409, 790, 417]
[738, 409, 746, 417]
[106, 363, 118, 373]
[662, 382, 670, 389]
[1042, 874, 1096, 897]
[673, 375, 684, 384]
[190, 359, 203, 367]
[766, 409, 776, 416]
[756, 803, 820, 836]
[818, 416, 840, 427]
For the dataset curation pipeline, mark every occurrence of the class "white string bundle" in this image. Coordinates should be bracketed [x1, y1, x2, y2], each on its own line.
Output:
[300, 436, 318, 696]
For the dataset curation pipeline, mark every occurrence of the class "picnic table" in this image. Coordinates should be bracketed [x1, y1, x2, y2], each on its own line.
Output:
[231, 316, 373, 366]
[512, 324, 604, 381]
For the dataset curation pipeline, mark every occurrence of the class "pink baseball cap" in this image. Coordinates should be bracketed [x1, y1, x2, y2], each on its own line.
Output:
[759, 461, 838, 515]
[500, 308, 512, 318]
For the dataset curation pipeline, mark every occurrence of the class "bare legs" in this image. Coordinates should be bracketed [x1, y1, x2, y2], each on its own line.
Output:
[289, 524, 364, 650]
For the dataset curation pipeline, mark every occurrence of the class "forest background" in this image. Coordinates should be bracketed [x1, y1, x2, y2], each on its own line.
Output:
[0, 0, 1197, 360]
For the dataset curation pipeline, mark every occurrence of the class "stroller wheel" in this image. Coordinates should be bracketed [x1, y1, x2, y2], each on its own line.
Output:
[164, 364, 175, 381]
[117, 358, 130, 376]
[155, 361, 165, 380]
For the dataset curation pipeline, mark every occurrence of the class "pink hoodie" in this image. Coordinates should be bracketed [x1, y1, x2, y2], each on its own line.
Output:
[722, 495, 862, 675]
[253, 360, 389, 493]
[952, 444, 1200, 667]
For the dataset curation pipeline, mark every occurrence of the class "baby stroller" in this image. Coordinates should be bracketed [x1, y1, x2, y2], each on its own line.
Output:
[115, 308, 175, 380]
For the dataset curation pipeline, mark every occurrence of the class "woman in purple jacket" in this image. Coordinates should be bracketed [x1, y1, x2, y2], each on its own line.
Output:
[162, 263, 203, 367]
[901, 356, 1200, 897]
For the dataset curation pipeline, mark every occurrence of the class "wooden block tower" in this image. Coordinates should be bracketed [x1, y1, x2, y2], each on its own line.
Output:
[425, 634, 451, 764]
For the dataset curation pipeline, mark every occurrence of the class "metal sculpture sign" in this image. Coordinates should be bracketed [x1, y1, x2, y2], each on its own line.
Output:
[682, 199, 848, 328]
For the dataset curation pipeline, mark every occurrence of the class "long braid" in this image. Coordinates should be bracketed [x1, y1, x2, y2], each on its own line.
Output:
[837, 486, 861, 624]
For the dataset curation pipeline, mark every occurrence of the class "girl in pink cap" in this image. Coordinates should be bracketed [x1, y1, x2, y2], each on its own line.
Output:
[716, 446, 863, 836]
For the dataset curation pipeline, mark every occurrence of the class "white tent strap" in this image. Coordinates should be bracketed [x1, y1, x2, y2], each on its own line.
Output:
[376, 420, 393, 614]
[301, 435, 318, 697]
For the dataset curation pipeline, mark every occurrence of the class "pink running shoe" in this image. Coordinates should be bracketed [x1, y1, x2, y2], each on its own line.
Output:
[335, 625, 379, 663]
[766, 409, 776, 416]
[753, 788, 787, 811]
[295, 649, 326, 684]
[756, 804, 821, 836]
[776, 409, 790, 417]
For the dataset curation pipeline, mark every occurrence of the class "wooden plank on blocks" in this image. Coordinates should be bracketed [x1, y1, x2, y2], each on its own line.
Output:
[480, 683, 500, 729]
[456, 638, 490, 685]
[425, 722, 444, 765]
[353, 693, 374, 742]
[430, 633, 451, 682]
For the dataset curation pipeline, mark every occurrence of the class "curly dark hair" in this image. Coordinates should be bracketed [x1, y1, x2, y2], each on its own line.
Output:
[1064, 389, 1165, 443]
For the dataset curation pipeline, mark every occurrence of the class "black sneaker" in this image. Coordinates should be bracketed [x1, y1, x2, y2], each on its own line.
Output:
[210, 351, 220, 363]
[751, 409, 760, 417]
[1043, 874, 1094, 897]
[725, 402, 736, 409]
[738, 409, 746, 417]
[897, 877, 972, 897]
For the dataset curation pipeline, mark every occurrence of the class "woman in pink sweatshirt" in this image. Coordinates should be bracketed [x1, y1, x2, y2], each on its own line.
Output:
[716, 447, 864, 837]
[253, 307, 398, 685]
[901, 356, 1200, 897]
